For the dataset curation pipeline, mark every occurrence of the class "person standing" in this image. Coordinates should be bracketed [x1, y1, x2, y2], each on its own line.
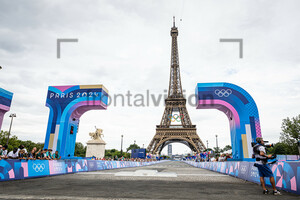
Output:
[17, 144, 28, 154]
[2, 145, 8, 158]
[8, 148, 19, 159]
[46, 149, 53, 160]
[52, 151, 61, 160]
[0, 145, 2, 160]
[28, 148, 37, 159]
[36, 149, 44, 159]
[253, 137, 281, 195]
[18, 149, 26, 159]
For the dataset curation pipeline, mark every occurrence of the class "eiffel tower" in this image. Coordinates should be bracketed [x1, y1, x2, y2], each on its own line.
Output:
[147, 17, 206, 155]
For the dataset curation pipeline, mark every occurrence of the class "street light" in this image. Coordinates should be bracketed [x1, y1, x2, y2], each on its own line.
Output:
[206, 140, 209, 161]
[215, 135, 219, 154]
[6, 113, 16, 145]
[297, 140, 300, 155]
[120, 135, 123, 156]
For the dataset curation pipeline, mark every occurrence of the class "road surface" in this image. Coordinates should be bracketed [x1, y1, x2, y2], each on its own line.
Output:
[0, 161, 298, 199]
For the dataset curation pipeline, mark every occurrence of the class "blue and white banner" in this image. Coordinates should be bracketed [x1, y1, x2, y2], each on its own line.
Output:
[185, 161, 300, 195]
[0, 159, 160, 182]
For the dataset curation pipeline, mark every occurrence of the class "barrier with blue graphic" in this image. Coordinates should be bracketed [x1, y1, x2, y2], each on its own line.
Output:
[0, 88, 13, 130]
[185, 161, 300, 195]
[0, 159, 161, 181]
[195, 83, 261, 160]
[131, 149, 146, 159]
[44, 84, 108, 158]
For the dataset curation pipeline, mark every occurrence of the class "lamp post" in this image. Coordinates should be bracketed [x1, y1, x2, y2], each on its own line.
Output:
[120, 135, 123, 156]
[206, 140, 208, 149]
[6, 113, 16, 145]
[215, 135, 219, 155]
[297, 140, 300, 155]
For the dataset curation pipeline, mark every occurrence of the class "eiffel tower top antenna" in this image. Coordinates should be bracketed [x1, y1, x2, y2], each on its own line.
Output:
[173, 16, 175, 27]
[168, 16, 182, 98]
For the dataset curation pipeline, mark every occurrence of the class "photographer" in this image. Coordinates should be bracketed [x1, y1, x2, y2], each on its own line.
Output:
[253, 137, 281, 195]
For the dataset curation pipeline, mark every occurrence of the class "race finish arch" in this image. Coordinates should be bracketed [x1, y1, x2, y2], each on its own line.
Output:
[0, 88, 13, 131]
[44, 85, 108, 158]
[195, 83, 262, 161]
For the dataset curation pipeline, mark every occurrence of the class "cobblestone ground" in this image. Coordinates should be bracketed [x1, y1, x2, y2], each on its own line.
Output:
[0, 161, 298, 199]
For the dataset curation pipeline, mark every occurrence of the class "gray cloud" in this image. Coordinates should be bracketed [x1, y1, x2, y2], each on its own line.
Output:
[1, 0, 300, 154]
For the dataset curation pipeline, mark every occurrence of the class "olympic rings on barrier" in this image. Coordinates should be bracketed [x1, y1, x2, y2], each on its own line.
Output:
[168, 114, 184, 122]
[214, 89, 232, 97]
[33, 163, 45, 172]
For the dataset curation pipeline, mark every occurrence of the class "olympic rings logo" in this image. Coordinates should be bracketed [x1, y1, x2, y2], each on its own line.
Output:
[168, 114, 184, 122]
[33, 163, 45, 172]
[215, 89, 232, 97]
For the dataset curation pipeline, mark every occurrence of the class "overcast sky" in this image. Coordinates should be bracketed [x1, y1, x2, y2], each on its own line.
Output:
[1, 0, 300, 155]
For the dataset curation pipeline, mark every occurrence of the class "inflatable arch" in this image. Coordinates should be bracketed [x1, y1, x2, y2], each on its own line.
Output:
[44, 85, 108, 158]
[0, 88, 13, 130]
[195, 83, 262, 160]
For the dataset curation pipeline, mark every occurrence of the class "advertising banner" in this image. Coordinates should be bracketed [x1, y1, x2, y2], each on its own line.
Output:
[0, 159, 160, 182]
[185, 161, 300, 195]
[49, 160, 66, 175]
[27, 160, 50, 177]
[237, 162, 251, 180]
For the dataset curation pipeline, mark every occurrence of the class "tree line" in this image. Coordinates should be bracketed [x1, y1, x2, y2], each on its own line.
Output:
[269, 114, 300, 155]
[1, 114, 299, 156]
[0, 131, 142, 158]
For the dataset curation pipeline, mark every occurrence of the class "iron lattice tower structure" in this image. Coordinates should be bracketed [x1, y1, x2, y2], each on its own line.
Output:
[147, 18, 206, 154]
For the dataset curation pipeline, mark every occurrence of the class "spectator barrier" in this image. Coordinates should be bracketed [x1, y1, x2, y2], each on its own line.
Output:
[185, 161, 300, 195]
[276, 155, 300, 161]
[0, 159, 161, 181]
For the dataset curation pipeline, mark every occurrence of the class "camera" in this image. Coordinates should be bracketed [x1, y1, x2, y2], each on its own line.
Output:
[252, 140, 277, 165]
[251, 141, 274, 148]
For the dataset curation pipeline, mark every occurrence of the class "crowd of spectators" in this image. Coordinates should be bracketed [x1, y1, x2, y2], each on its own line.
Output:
[189, 152, 232, 162]
[0, 144, 61, 160]
[91, 156, 157, 162]
[209, 153, 232, 162]
[0, 145, 156, 162]
[1, 144, 234, 163]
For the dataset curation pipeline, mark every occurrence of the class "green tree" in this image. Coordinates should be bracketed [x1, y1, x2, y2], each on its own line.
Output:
[105, 149, 131, 158]
[74, 142, 86, 157]
[280, 114, 300, 155]
[36, 143, 45, 151]
[0, 131, 21, 151]
[105, 149, 112, 157]
[105, 149, 119, 158]
[205, 148, 213, 152]
[0, 131, 45, 152]
[22, 140, 44, 152]
[213, 147, 220, 153]
[126, 144, 140, 152]
[273, 143, 289, 154]
[222, 145, 232, 152]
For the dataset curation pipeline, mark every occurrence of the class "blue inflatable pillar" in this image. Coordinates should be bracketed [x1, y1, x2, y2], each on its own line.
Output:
[44, 85, 108, 158]
[195, 83, 262, 160]
[0, 88, 13, 131]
